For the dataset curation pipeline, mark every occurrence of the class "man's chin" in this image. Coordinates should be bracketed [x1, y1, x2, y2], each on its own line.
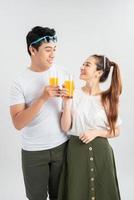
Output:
[44, 63, 53, 69]
[46, 65, 52, 70]
[48, 62, 53, 67]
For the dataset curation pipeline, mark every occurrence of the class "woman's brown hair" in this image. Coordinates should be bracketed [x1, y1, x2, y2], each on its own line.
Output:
[92, 55, 122, 134]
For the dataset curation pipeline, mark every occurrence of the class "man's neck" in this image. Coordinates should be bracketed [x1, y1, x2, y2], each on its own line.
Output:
[29, 64, 49, 72]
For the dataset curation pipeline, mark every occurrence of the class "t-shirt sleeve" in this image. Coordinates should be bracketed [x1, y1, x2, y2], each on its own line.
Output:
[9, 80, 25, 106]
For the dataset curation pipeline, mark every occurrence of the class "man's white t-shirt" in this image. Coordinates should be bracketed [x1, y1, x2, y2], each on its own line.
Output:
[10, 66, 68, 151]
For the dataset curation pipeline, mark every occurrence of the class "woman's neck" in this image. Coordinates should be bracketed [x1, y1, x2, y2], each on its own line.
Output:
[82, 82, 101, 96]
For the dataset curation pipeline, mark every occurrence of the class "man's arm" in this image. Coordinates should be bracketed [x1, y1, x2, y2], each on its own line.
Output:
[10, 97, 46, 130]
[10, 86, 60, 130]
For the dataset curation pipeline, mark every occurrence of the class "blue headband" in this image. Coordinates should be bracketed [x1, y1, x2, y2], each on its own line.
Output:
[30, 35, 57, 46]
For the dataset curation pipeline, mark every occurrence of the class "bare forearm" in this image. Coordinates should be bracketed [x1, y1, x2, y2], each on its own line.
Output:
[13, 97, 47, 130]
[96, 127, 120, 138]
[11, 85, 61, 130]
[79, 127, 120, 144]
[61, 101, 72, 132]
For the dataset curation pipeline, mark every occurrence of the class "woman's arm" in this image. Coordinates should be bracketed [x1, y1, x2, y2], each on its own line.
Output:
[79, 126, 120, 144]
[96, 127, 120, 138]
[61, 100, 72, 133]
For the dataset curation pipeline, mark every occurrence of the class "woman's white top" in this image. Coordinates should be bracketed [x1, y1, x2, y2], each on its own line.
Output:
[68, 89, 121, 136]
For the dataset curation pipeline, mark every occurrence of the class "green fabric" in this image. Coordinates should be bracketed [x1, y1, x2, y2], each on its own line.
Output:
[22, 142, 68, 200]
[58, 136, 121, 200]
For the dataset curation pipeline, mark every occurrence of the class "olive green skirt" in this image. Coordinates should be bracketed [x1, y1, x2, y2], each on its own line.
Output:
[58, 136, 121, 200]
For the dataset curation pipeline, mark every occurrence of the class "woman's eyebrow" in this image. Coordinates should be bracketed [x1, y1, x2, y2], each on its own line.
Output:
[85, 62, 91, 65]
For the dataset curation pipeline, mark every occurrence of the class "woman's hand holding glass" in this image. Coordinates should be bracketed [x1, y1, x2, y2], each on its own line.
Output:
[61, 74, 75, 101]
[61, 84, 71, 102]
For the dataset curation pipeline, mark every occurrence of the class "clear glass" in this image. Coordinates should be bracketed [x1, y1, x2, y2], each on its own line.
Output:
[64, 74, 75, 98]
[49, 70, 59, 87]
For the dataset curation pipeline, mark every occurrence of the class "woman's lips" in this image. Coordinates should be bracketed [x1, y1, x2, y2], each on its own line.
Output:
[80, 73, 85, 75]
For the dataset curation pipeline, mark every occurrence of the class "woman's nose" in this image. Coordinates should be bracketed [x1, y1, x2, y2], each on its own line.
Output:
[80, 65, 84, 70]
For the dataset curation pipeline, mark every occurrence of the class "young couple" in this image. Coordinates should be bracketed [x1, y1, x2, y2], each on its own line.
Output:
[10, 26, 122, 200]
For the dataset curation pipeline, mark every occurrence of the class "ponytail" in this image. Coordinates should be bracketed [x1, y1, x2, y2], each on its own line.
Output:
[101, 61, 122, 134]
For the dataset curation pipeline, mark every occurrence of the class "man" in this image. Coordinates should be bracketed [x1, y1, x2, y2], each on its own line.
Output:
[10, 26, 68, 200]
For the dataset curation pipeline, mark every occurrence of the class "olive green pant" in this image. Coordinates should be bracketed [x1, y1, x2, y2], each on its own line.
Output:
[22, 141, 68, 200]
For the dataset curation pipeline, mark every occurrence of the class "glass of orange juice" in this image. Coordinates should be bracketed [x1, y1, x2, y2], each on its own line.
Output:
[49, 77, 59, 86]
[49, 71, 59, 87]
[64, 75, 75, 98]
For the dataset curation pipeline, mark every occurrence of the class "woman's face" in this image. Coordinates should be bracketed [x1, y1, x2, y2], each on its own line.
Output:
[80, 56, 98, 81]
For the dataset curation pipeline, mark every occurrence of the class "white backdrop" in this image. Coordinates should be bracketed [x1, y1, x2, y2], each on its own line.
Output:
[0, 0, 134, 199]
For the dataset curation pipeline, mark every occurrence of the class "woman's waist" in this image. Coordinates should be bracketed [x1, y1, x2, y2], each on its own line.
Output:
[69, 135, 111, 150]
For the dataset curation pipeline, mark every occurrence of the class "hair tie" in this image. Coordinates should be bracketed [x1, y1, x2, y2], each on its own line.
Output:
[103, 55, 106, 70]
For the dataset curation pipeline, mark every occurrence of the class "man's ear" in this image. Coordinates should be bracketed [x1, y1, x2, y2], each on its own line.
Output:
[29, 46, 36, 56]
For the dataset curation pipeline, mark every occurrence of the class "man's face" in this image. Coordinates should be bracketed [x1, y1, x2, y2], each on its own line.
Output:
[32, 42, 57, 70]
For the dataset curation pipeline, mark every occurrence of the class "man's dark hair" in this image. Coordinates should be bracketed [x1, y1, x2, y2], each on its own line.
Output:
[26, 26, 56, 55]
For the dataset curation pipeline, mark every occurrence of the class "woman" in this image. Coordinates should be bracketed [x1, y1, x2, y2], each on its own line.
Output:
[58, 54, 122, 200]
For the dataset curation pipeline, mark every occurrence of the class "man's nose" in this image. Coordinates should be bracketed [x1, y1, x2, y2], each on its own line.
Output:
[50, 51, 55, 58]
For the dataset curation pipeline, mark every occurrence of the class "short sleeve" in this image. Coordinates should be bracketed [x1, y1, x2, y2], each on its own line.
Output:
[9, 80, 25, 106]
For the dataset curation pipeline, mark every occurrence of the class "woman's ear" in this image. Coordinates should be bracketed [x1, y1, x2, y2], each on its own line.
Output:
[97, 70, 103, 78]
[95, 70, 103, 79]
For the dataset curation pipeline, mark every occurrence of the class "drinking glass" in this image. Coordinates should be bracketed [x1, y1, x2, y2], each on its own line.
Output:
[64, 74, 75, 98]
[49, 71, 59, 87]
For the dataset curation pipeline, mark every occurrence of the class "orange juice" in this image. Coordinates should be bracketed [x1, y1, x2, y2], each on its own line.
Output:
[64, 80, 75, 98]
[49, 77, 59, 86]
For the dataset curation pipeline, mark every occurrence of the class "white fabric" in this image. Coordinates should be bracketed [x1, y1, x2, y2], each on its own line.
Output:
[10, 65, 68, 151]
[68, 89, 122, 136]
